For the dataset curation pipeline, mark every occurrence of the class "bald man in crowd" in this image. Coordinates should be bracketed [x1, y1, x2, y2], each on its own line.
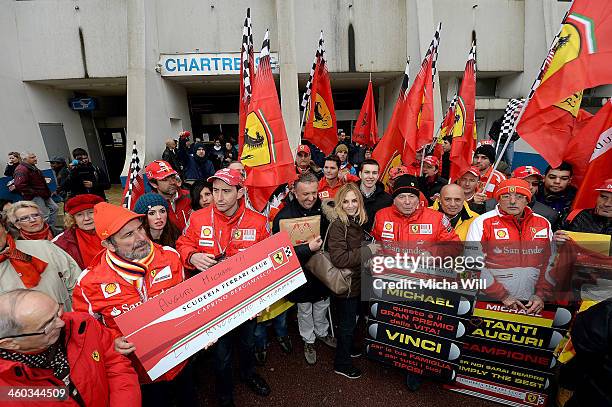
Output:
[431, 184, 479, 240]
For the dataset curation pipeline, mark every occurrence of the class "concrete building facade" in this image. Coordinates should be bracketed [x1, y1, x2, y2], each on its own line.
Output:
[1, 0, 605, 189]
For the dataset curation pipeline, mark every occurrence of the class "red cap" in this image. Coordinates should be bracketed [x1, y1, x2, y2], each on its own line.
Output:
[595, 178, 612, 193]
[145, 160, 177, 180]
[512, 165, 543, 180]
[460, 166, 480, 178]
[389, 166, 409, 180]
[207, 168, 244, 187]
[179, 130, 191, 139]
[478, 139, 495, 147]
[64, 194, 104, 215]
[93, 202, 144, 240]
[423, 156, 440, 168]
[297, 144, 311, 155]
[494, 178, 533, 201]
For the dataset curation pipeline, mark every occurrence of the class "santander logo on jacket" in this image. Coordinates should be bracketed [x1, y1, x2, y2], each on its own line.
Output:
[176, 199, 270, 268]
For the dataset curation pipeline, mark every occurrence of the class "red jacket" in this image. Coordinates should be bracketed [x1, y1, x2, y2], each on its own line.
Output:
[479, 167, 506, 199]
[466, 205, 553, 300]
[52, 228, 84, 269]
[176, 199, 270, 268]
[13, 163, 51, 200]
[371, 205, 460, 243]
[0, 312, 140, 407]
[317, 174, 359, 200]
[166, 190, 192, 231]
[72, 243, 185, 382]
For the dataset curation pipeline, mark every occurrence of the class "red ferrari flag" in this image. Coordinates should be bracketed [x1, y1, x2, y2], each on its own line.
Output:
[448, 42, 477, 182]
[518, 1, 612, 167]
[352, 80, 378, 147]
[240, 31, 297, 212]
[238, 8, 254, 157]
[570, 100, 612, 210]
[373, 59, 410, 187]
[303, 32, 337, 155]
[399, 23, 440, 164]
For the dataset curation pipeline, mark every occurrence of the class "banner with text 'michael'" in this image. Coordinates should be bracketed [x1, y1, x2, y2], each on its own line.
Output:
[115, 232, 305, 380]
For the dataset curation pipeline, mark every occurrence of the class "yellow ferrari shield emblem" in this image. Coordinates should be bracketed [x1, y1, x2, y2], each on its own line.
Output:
[92, 350, 100, 362]
[241, 111, 271, 167]
[451, 98, 466, 138]
[312, 94, 333, 129]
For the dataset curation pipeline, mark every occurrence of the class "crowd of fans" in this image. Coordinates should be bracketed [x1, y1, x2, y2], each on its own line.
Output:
[0, 128, 610, 407]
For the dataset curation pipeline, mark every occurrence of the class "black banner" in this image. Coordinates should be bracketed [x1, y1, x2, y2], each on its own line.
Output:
[370, 279, 474, 316]
[457, 356, 552, 393]
[369, 300, 466, 340]
[461, 337, 556, 372]
[367, 320, 461, 362]
[366, 340, 456, 381]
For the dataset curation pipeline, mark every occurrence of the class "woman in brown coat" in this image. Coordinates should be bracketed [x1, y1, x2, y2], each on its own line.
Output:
[327, 183, 378, 379]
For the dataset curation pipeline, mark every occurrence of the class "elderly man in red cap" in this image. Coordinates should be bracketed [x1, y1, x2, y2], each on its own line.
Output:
[480, 166, 559, 227]
[145, 160, 191, 231]
[466, 178, 553, 314]
[53, 194, 105, 269]
[72, 202, 194, 406]
[176, 168, 271, 406]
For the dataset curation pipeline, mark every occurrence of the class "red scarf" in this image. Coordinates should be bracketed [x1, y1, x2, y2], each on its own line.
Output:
[20, 223, 53, 241]
[74, 228, 103, 268]
[0, 235, 48, 288]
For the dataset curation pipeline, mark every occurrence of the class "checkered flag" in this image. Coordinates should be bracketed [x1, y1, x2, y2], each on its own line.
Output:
[424, 22, 442, 89]
[301, 31, 325, 110]
[498, 98, 525, 149]
[241, 8, 254, 104]
[121, 141, 145, 210]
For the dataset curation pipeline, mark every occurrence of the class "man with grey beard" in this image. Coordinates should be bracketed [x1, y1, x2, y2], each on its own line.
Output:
[72, 202, 195, 406]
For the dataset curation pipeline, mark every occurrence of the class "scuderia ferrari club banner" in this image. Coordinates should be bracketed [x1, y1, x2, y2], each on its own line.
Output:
[115, 232, 305, 380]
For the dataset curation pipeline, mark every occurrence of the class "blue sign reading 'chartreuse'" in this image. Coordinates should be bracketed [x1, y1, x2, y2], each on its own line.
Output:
[159, 52, 279, 76]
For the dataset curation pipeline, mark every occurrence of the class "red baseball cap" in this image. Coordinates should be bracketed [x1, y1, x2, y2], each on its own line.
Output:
[595, 178, 612, 193]
[423, 156, 440, 168]
[460, 166, 480, 178]
[512, 165, 543, 179]
[389, 166, 409, 180]
[145, 160, 178, 180]
[297, 144, 311, 155]
[208, 168, 244, 187]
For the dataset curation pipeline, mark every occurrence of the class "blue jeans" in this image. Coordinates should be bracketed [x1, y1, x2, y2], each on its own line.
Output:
[254, 310, 289, 349]
[334, 296, 360, 370]
[213, 318, 256, 403]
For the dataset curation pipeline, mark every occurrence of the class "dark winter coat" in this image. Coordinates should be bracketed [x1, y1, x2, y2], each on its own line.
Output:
[12, 163, 51, 200]
[327, 217, 373, 297]
[64, 163, 110, 200]
[359, 181, 393, 232]
[419, 175, 448, 205]
[565, 208, 612, 237]
[535, 184, 577, 220]
[272, 198, 330, 303]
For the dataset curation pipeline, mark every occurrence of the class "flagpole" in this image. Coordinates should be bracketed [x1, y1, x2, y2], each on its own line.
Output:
[482, 17, 565, 193]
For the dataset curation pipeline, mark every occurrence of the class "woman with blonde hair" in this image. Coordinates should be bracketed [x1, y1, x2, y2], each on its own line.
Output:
[6, 201, 53, 240]
[327, 183, 378, 379]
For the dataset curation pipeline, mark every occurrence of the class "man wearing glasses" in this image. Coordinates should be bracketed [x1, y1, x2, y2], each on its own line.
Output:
[0, 289, 140, 405]
[466, 178, 553, 314]
[145, 160, 192, 231]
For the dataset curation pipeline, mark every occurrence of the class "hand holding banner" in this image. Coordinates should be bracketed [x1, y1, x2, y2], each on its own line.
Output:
[115, 232, 305, 380]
